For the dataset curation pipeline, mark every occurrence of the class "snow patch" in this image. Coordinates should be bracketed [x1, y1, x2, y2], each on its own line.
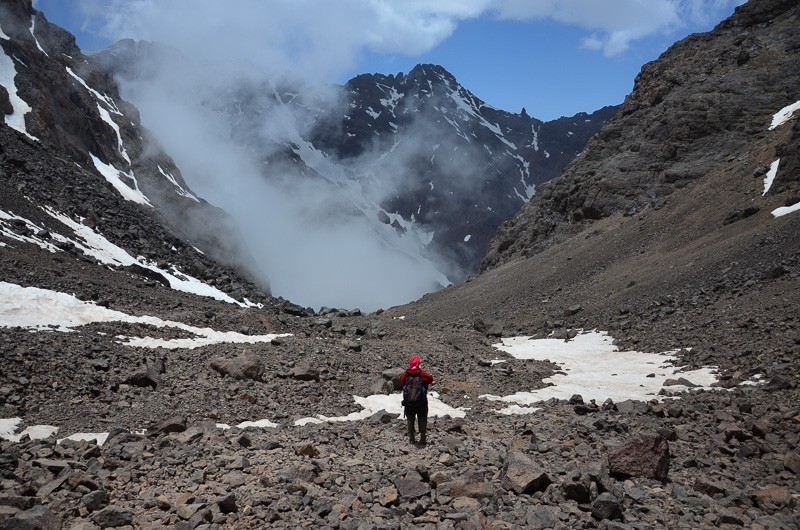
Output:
[58, 432, 110, 446]
[772, 202, 800, 218]
[217, 419, 279, 430]
[463, 234, 471, 242]
[3, 206, 252, 306]
[294, 391, 466, 426]
[90, 154, 152, 207]
[769, 100, 800, 130]
[0, 46, 37, 140]
[0, 281, 290, 349]
[496, 405, 542, 416]
[65, 67, 122, 115]
[763, 159, 779, 195]
[480, 331, 729, 412]
[379, 87, 403, 111]
[157, 165, 200, 202]
[365, 107, 380, 119]
[96, 105, 130, 164]
[0, 208, 59, 251]
[0, 418, 58, 442]
[29, 15, 49, 57]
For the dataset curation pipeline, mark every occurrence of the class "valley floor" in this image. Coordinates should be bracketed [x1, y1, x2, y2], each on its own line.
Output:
[1, 276, 798, 528]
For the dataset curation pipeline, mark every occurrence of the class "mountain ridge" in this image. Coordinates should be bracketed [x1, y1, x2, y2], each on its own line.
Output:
[92, 41, 617, 289]
[481, 0, 799, 271]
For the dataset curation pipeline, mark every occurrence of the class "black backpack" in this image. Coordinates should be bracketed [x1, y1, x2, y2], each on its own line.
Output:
[402, 374, 426, 408]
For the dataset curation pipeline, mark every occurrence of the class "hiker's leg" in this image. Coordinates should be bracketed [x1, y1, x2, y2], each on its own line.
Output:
[418, 405, 428, 444]
[406, 408, 416, 443]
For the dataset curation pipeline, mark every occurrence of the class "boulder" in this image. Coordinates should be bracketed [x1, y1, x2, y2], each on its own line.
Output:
[0, 506, 61, 530]
[437, 479, 497, 499]
[125, 356, 165, 388]
[393, 477, 430, 500]
[291, 361, 320, 382]
[382, 368, 405, 390]
[749, 486, 794, 508]
[784, 451, 800, 474]
[217, 492, 237, 514]
[608, 434, 670, 482]
[693, 477, 728, 497]
[90, 506, 134, 528]
[82, 490, 109, 512]
[210, 351, 264, 381]
[342, 340, 362, 352]
[150, 416, 187, 436]
[379, 485, 399, 507]
[500, 451, 552, 494]
[591, 492, 623, 521]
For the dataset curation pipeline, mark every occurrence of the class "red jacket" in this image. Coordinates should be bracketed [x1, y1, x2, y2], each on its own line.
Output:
[400, 368, 433, 386]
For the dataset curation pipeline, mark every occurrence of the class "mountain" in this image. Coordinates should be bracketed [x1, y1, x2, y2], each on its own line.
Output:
[309, 64, 617, 279]
[2, 0, 800, 529]
[92, 42, 616, 283]
[482, 0, 800, 270]
[0, 0, 268, 298]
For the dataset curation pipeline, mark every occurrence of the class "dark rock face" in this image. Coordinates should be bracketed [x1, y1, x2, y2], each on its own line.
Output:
[482, 0, 800, 270]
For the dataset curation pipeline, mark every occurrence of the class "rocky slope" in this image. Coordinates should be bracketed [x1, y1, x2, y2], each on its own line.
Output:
[1, 0, 799, 529]
[0, 0, 265, 287]
[482, 0, 799, 271]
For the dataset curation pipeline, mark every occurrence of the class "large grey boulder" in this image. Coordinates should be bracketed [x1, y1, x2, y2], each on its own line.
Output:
[210, 350, 264, 381]
[500, 451, 552, 494]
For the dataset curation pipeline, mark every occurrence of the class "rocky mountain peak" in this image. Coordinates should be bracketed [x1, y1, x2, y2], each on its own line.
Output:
[310, 63, 617, 279]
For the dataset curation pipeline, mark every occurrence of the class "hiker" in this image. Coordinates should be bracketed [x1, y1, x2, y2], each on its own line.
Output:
[400, 355, 434, 445]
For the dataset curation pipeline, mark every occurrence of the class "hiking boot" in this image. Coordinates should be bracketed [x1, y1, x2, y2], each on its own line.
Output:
[409, 434, 416, 445]
[419, 434, 426, 445]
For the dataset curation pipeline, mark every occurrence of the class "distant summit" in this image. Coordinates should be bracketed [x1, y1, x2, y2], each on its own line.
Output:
[93, 42, 617, 283]
[308, 63, 617, 279]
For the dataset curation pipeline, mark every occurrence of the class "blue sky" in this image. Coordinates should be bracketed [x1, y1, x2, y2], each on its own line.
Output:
[35, 0, 745, 121]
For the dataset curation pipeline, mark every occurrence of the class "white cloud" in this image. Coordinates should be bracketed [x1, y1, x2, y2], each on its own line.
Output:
[74, 0, 748, 73]
[491, 0, 746, 55]
[76, 0, 491, 81]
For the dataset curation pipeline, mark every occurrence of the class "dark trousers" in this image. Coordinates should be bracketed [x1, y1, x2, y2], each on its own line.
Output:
[405, 402, 428, 440]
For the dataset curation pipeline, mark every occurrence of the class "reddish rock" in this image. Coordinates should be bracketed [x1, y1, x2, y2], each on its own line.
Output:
[608, 434, 670, 482]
